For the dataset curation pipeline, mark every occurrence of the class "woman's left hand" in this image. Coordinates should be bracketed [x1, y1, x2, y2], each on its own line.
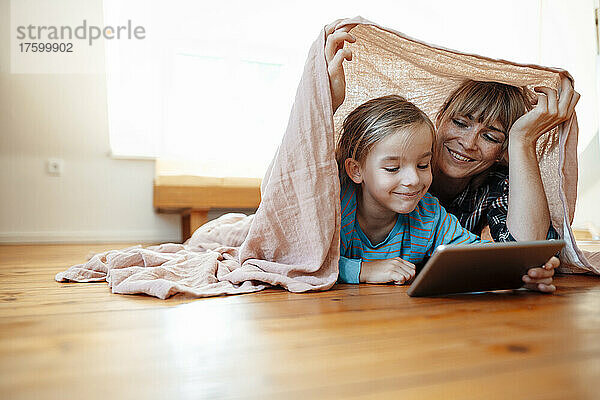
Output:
[509, 75, 580, 149]
[522, 256, 559, 293]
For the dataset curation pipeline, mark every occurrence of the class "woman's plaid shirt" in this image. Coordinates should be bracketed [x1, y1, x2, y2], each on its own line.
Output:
[442, 164, 558, 242]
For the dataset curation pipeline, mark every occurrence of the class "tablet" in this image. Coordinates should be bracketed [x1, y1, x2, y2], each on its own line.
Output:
[407, 240, 565, 297]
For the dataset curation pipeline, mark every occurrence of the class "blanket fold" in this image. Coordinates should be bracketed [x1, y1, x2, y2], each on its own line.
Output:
[56, 17, 598, 299]
[56, 27, 341, 299]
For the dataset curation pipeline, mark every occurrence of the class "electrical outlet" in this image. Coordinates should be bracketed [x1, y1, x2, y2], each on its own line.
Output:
[46, 158, 64, 176]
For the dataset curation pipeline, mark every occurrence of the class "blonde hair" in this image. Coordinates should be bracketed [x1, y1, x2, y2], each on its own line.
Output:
[436, 80, 533, 150]
[335, 95, 435, 189]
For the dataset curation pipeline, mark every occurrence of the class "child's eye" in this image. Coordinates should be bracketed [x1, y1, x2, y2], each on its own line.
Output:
[417, 163, 430, 170]
[452, 118, 468, 128]
[383, 167, 399, 172]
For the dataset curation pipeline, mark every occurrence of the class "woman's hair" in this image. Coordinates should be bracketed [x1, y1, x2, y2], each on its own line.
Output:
[436, 80, 533, 150]
[335, 95, 435, 189]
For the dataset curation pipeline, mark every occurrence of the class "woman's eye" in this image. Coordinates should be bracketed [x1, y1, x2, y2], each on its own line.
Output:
[383, 167, 399, 172]
[452, 118, 468, 128]
[483, 133, 503, 144]
[417, 163, 430, 170]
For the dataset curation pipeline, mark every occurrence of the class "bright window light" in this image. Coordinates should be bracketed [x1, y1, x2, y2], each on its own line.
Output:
[104, 0, 598, 177]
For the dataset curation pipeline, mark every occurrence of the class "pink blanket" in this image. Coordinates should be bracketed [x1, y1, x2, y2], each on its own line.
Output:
[56, 17, 598, 299]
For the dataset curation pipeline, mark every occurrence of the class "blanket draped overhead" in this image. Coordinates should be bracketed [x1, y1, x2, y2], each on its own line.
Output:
[56, 17, 599, 299]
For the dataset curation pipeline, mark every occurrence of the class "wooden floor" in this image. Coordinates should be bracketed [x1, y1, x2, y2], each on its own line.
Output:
[1, 243, 600, 400]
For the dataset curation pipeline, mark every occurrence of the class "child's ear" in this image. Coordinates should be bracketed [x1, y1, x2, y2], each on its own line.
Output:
[344, 158, 363, 184]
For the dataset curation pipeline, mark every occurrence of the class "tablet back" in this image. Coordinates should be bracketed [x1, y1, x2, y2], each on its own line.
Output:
[407, 240, 565, 297]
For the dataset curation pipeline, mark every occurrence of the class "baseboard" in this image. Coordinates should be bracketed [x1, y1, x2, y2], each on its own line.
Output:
[0, 230, 180, 244]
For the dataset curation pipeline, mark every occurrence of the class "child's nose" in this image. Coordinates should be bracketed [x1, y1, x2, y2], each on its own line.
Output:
[399, 168, 420, 186]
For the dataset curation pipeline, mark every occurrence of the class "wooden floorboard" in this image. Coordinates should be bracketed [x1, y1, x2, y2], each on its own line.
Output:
[1, 243, 599, 399]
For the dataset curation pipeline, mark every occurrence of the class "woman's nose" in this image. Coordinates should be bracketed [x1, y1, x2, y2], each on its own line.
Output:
[458, 129, 479, 151]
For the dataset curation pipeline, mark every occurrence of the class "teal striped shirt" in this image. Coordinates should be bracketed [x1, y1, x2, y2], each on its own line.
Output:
[339, 183, 482, 283]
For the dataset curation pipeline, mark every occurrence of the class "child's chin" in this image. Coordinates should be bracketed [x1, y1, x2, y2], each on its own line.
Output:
[393, 202, 419, 214]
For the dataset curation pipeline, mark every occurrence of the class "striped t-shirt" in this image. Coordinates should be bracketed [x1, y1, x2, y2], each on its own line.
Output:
[339, 183, 482, 284]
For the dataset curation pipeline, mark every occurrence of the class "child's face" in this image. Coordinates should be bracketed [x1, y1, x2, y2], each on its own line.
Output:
[351, 124, 434, 214]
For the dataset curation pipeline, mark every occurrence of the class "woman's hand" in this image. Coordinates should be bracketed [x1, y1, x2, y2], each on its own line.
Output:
[509, 75, 580, 149]
[360, 257, 416, 285]
[324, 19, 356, 113]
[522, 256, 559, 293]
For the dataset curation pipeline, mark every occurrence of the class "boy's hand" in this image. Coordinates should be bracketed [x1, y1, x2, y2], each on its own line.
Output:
[522, 256, 559, 293]
[324, 19, 356, 113]
[360, 257, 416, 285]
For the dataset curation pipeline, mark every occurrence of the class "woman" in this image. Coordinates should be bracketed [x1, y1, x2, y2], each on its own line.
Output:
[324, 20, 580, 293]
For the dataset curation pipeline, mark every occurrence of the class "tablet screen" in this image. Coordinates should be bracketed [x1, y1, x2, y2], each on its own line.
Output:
[407, 240, 565, 297]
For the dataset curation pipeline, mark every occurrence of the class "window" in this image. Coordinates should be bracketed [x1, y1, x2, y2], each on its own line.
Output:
[104, 0, 598, 177]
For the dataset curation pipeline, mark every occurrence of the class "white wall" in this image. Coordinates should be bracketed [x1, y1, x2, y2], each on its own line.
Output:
[0, 0, 180, 243]
[573, 132, 600, 237]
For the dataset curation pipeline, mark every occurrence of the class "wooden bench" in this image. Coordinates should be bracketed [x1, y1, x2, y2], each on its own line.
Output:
[154, 177, 598, 244]
[153, 176, 261, 242]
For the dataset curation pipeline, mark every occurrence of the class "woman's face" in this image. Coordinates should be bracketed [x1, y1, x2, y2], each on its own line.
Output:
[434, 114, 507, 180]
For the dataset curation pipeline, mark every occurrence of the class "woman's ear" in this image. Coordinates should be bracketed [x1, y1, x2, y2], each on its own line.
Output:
[498, 149, 509, 165]
[344, 158, 363, 184]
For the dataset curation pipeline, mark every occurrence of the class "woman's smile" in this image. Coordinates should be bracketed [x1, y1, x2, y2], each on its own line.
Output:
[434, 116, 505, 180]
[445, 145, 476, 163]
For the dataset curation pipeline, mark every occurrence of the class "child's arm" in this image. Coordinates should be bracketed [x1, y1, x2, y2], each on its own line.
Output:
[429, 202, 483, 250]
[338, 256, 361, 284]
[338, 256, 415, 284]
[360, 258, 416, 285]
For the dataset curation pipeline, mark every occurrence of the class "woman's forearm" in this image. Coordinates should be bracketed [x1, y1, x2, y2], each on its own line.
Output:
[505, 77, 579, 240]
[506, 140, 551, 240]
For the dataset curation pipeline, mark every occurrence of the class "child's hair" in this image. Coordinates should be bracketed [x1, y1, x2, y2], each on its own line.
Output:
[436, 80, 533, 151]
[335, 95, 435, 189]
